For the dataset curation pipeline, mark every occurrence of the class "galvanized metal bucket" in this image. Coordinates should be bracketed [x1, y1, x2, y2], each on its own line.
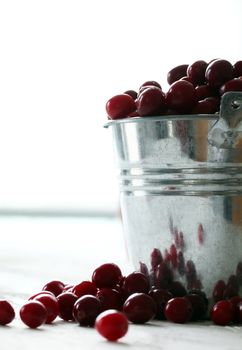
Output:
[105, 92, 242, 300]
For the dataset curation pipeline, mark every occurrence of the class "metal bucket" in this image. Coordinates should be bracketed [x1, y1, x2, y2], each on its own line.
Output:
[105, 92, 242, 301]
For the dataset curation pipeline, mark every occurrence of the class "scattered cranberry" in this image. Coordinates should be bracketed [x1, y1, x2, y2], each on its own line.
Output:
[92, 263, 122, 289]
[205, 59, 234, 89]
[168, 281, 187, 297]
[136, 87, 166, 116]
[33, 293, 59, 324]
[72, 281, 97, 298]
[187, 60, 208, 85]
[19, 301, 47, 328]
[211, 300, 234, 326]
[167, 64, 189, 85]
[106, 94, 136, 119]
[166, 80, 197, 113]
[73, 295, 101, 326]
[57, 292, 78, 321]
[42, 280, 65, 297]
[95, 310, 128, 342]
[123, 293, 156, 324]
[185, 293, 207, 320]
[0, 300, 15, 325]
[164, 297, 193, 323]
[96, 288, 122, 311]
[148, 288, 173, 319]
[122, 272, 150, 296]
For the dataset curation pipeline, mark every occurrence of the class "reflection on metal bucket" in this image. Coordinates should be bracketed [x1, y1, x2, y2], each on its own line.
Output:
[105, 92, 242, 300]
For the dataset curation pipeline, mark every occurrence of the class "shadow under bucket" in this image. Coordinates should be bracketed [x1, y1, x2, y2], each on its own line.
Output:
[105, 92, 242, 302]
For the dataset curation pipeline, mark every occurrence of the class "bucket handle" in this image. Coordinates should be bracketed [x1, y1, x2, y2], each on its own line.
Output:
[208, 92, 242, 149]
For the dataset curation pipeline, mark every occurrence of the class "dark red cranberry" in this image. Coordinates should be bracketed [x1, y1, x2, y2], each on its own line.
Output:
[57, 292, 78, 321]
[205, 59, 234, 89]
[195, 85, 213, 100]
[187, 60, 208, 85]
[211, 300, 234, 326]
[96, 288, 122, 311]
[204, 96, 220, 113]
[220, 78, 242, 95]
[213, 280, 226, 302]
[233, 61, 242, 77]
[167, 64, 189, 85]
[106, 94, 136, 119]
[169, 281, 187, 297]
[123, 293, 156, 324]
[198, 223, 205, 244]
[177, 251, 185, 276]
[188, 289, 208, 306]
[92, 263, 122, 289]
[62, 284, 74, 293]
[191, 99, 215, 114]
[0, 300, 15, 325]
[33, 294, 59, 324]
[148, 288, 173, 320]
[185, 293, 207, 320]
[124, 90, 138, 100]
[42, 280, 65, 297]
[72, 281, 97, 298]
[229, 296, 242, 322]
[122, 272, 149, 296]
[155, 262, 173, 289]
[180, 76, 194, 84]
[166, 80, 197, 113]
[136, 87, 166, 116]
[151, 248, 163, 271]
[139, 80, 162, 89]
[95, 310, 128, 341]
[19, 301, 47, 328]
[164, 297, 193, 323]
[73, 295, 101, 326]
[28, 291, 55, 300]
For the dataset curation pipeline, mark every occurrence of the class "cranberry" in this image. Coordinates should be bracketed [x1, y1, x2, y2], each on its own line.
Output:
[164, 297, 193, 323]
[213, 280, 226, 302]
[57, 292, 78, 321]
[29, 291, 55, 300]
[139, 262, 149, 279]
[185, 294, 207, 320]
[19, 301, 47, 328]
[136, 87, 166, 116]
[168, 281, 187, 297]
[233, 61, 242, 77]
[42, 280, 65, 297]
[180, 76, 194, 84]
[166, 80, 197, 113]
[205, 59, 234, 89]
[155, 262, 173, 289]
[148, 288, 173, 320]
[167, 64, 189, 85]
[211, 300, 234, 326]
[195, 85, 213, 100]
[230, 296, 242, 322]
[124, 90, 138, 100]
[188, 289, 208, 307]
[187, 60, 208, 85]
[106, 94, 136, 119]
[95, 310, 128, 342]
[33, 294, 59, 324]
[219, 78, 242, 95]
[191, 99, 215, 114]
[96, 288, 122, 311]
[122, 272, 150, 296]
[92, 263, 122, 289]
[139, 80, 162, 89]
[150, 248, 163, 271]
[72, 281, 97, 298]
[123, 293, 156, 324]
[204, 96, 220, 113]
[0, 300, 15, 325]
[73, 295, 101, 326]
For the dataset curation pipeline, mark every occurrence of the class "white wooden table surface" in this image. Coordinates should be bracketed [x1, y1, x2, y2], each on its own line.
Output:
[1, 216, 242, 350]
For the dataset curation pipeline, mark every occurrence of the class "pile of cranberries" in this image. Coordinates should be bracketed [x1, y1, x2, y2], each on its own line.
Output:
[1, 260, 242, 341]
[106, 59, 242, 119]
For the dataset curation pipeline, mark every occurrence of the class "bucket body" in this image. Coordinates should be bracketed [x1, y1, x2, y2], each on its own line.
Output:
[106, 92, 242, 300]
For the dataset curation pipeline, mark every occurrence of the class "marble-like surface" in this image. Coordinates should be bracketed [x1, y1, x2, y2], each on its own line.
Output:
[0, 216, 242, 350]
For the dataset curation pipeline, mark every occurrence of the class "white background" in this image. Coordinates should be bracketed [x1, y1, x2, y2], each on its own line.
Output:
[0, 0, 242, 214]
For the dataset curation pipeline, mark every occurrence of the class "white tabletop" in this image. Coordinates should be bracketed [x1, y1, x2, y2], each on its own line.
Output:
[0, 216, 242, 350]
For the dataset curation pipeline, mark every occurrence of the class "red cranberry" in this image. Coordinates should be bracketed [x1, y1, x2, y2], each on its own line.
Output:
[233, 61, 242, 77]
[191, 100, 215, 114]
[123, 293, 156, 324]
[92, 263, 122, 289]
[139, 80, 162, 89]
[33, 294, 59, 324]
[72, 281, 97, 298]
[148, 288, 173, 320]
[124, 90, 138, 100]
[57, 292, 78, 321]
[180, 76, 194, 84]
[106, 94, 136, 119]
[204, 96, 220, 113]
[167, 64, 189, 85]
[29, 291, 55, 300]
[169, 281, 187, 297]
[211, 300, 234, 326]
[213, 280, 226, 302]
[96, 288, 122, 311]
[195, 85, 213, 100]
[19, 301, 47, 328]
[229, 296, 242, 322]
[187, 60, 208, 85]
[122, 272, 150, 296]
[0, 300, 15, 325]
[151, 248, 163, 271]
[185, 294, 207, 320]
[166, 80, 197, 113]
[95, 310, 128, 342]
[164, 297, 193, 323]
[42, 280, 65, 297]
[220, 78, 242, 95]
[205, 59, 234, 89]
[73, 295, 101, 327]
[136, 87, 166, 116]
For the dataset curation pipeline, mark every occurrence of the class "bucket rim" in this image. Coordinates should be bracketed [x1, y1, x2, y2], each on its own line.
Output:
[104, 113, 218, 128]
